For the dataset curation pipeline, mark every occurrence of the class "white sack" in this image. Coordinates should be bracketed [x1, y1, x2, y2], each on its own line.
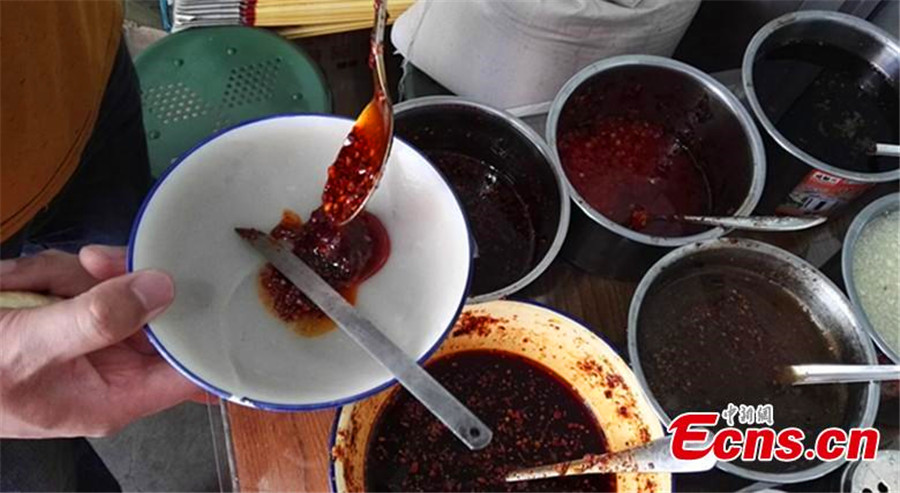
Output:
[392, 0, 701, 109]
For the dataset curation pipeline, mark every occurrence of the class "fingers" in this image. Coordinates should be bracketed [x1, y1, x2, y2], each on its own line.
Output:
[0, 246, 127, 298]
[120, 359, 206, 421]
[79, 246, 127, 280]
[124, 331, 158, 355]
[0, 250, 98, 297]
[9, 270, 174, 365]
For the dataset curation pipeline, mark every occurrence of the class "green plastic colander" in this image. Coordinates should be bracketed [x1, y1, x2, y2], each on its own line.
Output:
[135, 26, 332, 177]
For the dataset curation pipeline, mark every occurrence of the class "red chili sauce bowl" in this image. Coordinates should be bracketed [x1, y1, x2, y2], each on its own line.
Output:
[547, 56, 766, 279]
[331, 300, 670, 493]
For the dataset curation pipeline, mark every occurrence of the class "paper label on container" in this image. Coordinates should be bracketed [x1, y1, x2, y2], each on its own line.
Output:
[776, 170, 873, 216]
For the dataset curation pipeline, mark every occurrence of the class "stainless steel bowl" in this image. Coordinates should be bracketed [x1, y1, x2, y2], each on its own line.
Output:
[394, 97, 570, 302]
[547, 55, 766, 280]
[842, 192, 900, 364]
[742, 11, 900, 184]
[628, 238, 879, 483]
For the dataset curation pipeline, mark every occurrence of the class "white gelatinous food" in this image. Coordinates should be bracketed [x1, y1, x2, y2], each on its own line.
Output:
[853, 209, 900, 355]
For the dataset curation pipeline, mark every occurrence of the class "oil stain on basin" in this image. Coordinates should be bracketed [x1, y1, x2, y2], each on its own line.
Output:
[332, 300, 668, 493]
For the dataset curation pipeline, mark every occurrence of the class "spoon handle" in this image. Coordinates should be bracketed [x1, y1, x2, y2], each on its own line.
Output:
[873, 143, 900, 158]
[371, 0, 389, 93]
[789, 364, 900, 385]
[506, 435, 716, 482]
[677, 215, 826, 232]
[237, 229, 493, 451]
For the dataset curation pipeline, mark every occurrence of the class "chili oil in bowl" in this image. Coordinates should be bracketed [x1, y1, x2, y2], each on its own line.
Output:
[129, 115, 472, 409]
[395, 97, 569, 301]
[547, 55, 765, 279]
[332, 300, 669, 493]
[629, 238, 879, 483]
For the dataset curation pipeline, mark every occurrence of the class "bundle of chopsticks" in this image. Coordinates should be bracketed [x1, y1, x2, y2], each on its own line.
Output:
[172, 0, 414, 38]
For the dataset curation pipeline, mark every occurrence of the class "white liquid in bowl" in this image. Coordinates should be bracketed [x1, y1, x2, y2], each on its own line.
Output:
[853, 209, 900, 355]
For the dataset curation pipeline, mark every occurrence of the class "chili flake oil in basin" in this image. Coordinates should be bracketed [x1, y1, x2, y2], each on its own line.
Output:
[558, 116, 712, 237]
[547, 55, 765, 279]
[331, 300, 669, 493]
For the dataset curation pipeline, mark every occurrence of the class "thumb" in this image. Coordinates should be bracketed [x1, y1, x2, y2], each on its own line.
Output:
[14, 270, 174, 365]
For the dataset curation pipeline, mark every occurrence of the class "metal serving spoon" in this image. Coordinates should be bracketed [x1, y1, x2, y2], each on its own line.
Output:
[784, 364, 900, 385]
[320, 0, 393, 226]
[506, 435, 716, 482]
[869, 143, 900, 158]
[657, 214, 826, 232]
[236, 228, 493, 451]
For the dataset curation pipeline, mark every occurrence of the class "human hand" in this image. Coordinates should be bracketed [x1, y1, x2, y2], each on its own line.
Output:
[0, 246, 204, 438]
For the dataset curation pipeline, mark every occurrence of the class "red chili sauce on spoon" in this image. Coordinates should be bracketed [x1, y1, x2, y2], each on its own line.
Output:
[257, 127, 391, 337]
[255, 2, 393, 337]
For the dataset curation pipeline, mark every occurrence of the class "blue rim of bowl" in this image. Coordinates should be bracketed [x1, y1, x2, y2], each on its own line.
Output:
[127, 112, 475, 411]
[326, 298, 663, 492]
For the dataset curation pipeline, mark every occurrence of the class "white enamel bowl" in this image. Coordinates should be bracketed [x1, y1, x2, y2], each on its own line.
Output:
[129, 115, 472, 410]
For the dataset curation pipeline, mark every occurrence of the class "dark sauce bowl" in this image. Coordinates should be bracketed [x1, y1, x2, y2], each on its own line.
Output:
[332, 300, 669, 493]
[547, 56, 766, 280]
[742, 11, 900, 214]
[394, 97, 569, 301]
[628, 238, 879, 484]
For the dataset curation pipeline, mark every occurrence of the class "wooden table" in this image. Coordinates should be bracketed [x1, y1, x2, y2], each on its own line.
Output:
[226, 406, 334, 492]
[220, 183, 895, 492]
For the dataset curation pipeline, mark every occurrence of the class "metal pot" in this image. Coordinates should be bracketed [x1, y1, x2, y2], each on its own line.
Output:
[842, 192, 900, 364]
[546, 55, 766, 280]
[628, 238, 879, 483]
[394, 97, 569, 302]
[742, 11, 900, 216]
[331, 300, 669, 493]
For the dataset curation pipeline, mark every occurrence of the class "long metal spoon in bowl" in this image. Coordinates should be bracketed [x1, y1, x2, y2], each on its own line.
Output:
[783, 364, 900, 385]
[869, 143, 900, 158]
[319, 0, 393, 226]
[236, 228, 493, 451]
[506, 435, 716, 482]
[237, 1, 492, 451]
[638, 213, 827, 232]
